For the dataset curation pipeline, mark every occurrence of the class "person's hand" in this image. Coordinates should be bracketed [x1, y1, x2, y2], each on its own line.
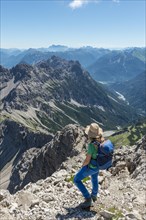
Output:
[82, 154, 91, 167]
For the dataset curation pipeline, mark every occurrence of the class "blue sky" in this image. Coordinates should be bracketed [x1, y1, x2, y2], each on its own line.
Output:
[1, 0, 145, 49]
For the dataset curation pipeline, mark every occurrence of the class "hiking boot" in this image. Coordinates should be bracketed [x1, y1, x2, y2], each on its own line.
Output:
[81, 198, 93, 209]
[91, 195, 97, 202]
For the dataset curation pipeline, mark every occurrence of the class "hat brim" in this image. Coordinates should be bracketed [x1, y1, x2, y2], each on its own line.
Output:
[85, 125, 90, 135]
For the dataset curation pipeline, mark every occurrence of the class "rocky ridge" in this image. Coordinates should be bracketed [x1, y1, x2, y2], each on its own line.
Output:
[0, 119, 53, 170]
[7, 124, 86, 194]
[0, 124, 145, 220]
[0, 119, 53, 190]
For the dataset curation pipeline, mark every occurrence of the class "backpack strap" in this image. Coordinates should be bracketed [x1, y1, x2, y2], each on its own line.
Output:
[89, 140, 99, 166]
[91, 140, 100, 147]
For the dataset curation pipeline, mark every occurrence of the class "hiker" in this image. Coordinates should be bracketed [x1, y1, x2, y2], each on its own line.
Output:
[74, 123, 114, 209]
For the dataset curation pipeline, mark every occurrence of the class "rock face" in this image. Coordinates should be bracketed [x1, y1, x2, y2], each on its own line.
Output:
[8, 124, 86, 194]
[0, 119, 53, 171]
[0, 119, 53, 190]
[128, 136, 146, 180]
[111, 135, 146, 182]
[0, 65, 13, 88]
[0, 133, 145, 220]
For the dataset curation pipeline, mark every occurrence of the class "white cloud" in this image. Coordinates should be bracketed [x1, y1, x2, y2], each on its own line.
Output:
[69, 0, 89, 9]
[69, 0, 120, 10]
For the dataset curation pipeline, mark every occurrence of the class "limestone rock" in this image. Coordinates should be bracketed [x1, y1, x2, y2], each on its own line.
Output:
[100, 210, 115, 219]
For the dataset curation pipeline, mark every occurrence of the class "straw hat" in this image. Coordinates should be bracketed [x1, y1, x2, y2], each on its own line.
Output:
[85, 123, 103, 139]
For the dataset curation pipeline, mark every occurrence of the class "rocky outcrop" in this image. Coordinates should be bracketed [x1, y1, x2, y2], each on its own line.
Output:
[11, 63, 33, 83]
[0, 119, 53, 171]
[0, 65, 13, 90]
[127, 136, 146, 180]
[111, 135, 146, 182]
[0, 135, 145, 220]
[8, 124, 86, 194]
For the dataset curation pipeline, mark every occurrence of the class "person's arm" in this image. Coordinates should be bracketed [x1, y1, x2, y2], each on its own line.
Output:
[82, 154, 91, 167]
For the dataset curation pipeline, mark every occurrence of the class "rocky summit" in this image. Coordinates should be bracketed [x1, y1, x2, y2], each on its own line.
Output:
[0, 124, 145, 220]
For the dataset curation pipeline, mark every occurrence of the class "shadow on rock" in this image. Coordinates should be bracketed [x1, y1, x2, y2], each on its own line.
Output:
[56, 204, 97, 219]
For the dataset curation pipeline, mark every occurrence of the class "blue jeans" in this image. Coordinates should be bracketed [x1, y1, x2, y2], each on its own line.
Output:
[74, 165, 99, 199]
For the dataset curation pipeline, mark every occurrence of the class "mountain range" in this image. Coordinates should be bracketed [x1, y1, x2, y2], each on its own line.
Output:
[0, 56, 138, 135]
[1, 47, 145, 83]
[87, 49, 146, 82]
[1, 56, 138, 193]
[0, 46, 110, 69]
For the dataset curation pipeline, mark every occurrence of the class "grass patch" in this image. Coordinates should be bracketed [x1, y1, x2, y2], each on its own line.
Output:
[65, 175, 90, 183]
[65, 175, 74, 183]
[95, 205, 124, 219]
[82, 176, 90, 183]
[108, 206, 124, 220]
[109, 120, 146, 146]
[1, 112, 48, 133]
[36, 111, 62, 133]
[0, 114, 9, 123]
[109, 132, 130, 146]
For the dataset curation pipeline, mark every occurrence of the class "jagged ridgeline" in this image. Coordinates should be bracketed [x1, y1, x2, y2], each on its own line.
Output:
[0, 56, 138, 133]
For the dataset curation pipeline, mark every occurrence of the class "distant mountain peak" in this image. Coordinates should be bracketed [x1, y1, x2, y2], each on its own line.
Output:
[37, 55, 69, 69]
[48, 44, 69, 52]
